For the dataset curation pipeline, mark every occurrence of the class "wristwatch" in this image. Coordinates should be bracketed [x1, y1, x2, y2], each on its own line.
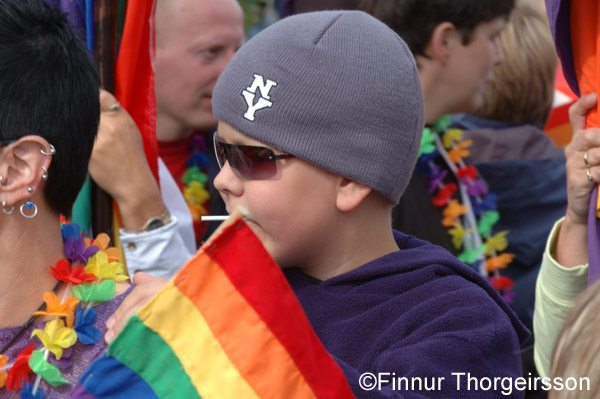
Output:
[124, 208, 171, 234]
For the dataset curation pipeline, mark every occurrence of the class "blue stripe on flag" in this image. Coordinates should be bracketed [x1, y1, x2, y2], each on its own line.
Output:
[77, 354, 159, 399]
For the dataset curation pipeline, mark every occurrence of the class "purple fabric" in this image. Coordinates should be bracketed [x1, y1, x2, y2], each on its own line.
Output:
[588, 186, 600, 285]
[278, 0, 293, 18]
[545, 0, 580, 96]
[285, 231, 529, 398]
[44, 0, 86, 40]
[0, 287, 132, 398]
[70, 383, 95, 399]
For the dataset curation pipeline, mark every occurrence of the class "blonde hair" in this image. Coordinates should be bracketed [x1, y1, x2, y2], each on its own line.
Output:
[550, 280, 600, 399]
[474, 3, 557, 126]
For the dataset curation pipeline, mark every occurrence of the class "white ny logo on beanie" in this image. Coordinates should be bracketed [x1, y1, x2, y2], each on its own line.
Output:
[242, 74, 277, 121]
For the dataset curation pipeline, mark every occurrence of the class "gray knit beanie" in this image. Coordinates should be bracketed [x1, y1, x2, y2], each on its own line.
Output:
[212, 10, 424, 204]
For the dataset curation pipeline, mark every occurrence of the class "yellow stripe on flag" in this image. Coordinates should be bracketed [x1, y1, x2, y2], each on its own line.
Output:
[176, 253, 318, 398]
[139, 280, 259, 399]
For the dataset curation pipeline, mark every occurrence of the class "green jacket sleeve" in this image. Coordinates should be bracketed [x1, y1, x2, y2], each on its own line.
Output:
[533, 217, 588, 378]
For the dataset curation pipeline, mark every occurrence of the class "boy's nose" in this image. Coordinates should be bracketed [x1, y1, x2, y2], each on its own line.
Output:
[213, 160, 244, 199]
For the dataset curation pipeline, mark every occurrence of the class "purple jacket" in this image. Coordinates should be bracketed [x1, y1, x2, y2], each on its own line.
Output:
[285, 231, 529, 398]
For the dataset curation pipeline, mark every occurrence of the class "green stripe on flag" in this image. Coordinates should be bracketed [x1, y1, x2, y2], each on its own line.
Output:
[108, 315, 201, 399]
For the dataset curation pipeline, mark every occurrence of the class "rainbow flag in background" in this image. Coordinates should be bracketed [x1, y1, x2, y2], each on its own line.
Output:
[76, 216, 355, 398]
[115, 0, 159, 182]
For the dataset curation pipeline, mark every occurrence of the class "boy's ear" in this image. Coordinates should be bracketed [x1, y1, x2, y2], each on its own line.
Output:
[0, 136, 52, 206]
[427, 22, 460, 65]
[335, 178, 372, 212]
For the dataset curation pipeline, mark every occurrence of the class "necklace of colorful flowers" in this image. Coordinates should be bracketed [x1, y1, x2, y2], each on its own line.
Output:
[417, 115, 515, 302]
[182, 133, 211, 243]
[0, 223, 128, 398]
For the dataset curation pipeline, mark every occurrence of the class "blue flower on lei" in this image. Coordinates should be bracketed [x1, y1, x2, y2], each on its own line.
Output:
[472, 193, 498, 216]
[74, 303, 101, 345]
[20, 382, 45, 399]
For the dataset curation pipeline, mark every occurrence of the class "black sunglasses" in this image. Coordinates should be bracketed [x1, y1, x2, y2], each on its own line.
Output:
[213, 133, 294, 179]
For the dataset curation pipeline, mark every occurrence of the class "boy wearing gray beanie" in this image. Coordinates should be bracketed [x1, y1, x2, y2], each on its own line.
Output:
[212, 10, 526, 397]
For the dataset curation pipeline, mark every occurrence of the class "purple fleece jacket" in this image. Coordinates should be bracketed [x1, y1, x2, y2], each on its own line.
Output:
[284, 231, 529, 398]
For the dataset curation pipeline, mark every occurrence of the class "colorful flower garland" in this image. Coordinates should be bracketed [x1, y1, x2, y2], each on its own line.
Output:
[0, 223, 128, 398]
[418, 115, 515, 302]
[182, 134, 211, 243]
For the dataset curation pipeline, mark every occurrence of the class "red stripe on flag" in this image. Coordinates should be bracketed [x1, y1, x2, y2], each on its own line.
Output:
[115, 0, 159, 182]
[205, 221, 355, 399]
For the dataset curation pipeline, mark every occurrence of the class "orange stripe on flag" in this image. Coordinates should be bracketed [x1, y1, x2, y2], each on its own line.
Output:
[177, 252, 318, 398]
[139, 281, 260, 398]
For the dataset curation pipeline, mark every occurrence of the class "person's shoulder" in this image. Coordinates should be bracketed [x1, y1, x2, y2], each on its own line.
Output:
[399, 231, 529, 341]
[336, 230, 485, 295]
[349, 231, 530, 341]
[389, 231, 505, 299]
[391, 230, 479, 277]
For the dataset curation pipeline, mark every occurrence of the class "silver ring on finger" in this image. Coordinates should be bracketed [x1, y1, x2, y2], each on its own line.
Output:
[585, 151, 591, 167]
[587, 167, 594, 182]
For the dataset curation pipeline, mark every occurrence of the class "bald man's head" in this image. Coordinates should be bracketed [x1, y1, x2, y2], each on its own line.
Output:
[154, 0, 244, 140]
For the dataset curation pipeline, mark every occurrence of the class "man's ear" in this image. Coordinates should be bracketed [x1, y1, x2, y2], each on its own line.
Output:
[0, 136, 52, 206]
[426, 22, 461, 66]
[335, 178, 373, 212]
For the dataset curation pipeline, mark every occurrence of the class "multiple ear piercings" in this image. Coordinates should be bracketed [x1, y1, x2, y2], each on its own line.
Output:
[0, 144, 54, 218]
[39, 144, 53, 185]
[0, 184, 39, 218]
[2, 187, 37, 218]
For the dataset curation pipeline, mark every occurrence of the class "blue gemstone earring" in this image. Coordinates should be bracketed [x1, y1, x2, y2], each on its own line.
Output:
[20, 200, 37, 219]
[20, 187, 37, 218]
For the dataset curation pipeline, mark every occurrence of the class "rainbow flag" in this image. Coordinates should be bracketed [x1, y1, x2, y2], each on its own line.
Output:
[115, 0, 159, 182]
[76, 215, 355, 398]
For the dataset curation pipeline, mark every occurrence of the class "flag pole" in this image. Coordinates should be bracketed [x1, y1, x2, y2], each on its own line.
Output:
[91, 0, 117, 237]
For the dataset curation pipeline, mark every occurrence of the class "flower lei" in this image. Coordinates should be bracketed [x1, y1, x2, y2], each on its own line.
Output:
[0, 223, 128, 398]
[182, 133, 211, 243]
[418, 115, 515, 302]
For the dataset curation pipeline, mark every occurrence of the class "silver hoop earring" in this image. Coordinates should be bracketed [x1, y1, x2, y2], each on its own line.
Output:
[2, 200, 14, 215]
[20, 201, 37, 219]
[41, 166, 48, 180]
[40, 144, 56, 156]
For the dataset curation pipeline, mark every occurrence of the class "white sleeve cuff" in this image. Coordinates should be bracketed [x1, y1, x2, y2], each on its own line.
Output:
[119, 215, 194, 279]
